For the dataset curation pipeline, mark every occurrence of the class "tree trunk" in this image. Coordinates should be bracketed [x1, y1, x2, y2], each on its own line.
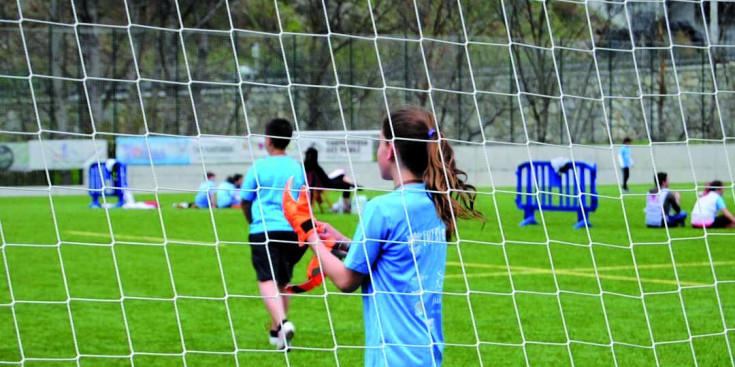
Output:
[79, 0, 102, 133]
[50, 0, 68, 132]
[191, 32, 209, 135]
[656, 22, 667, 141]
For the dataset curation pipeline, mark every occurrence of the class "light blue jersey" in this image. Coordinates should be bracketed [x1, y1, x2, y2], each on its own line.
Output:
[216, 181, 239, 208]
[194, 180, 216, 208]
[343, 183, 447, 367]
[619, 145, 632, 168]
[241, 155, 305, 234]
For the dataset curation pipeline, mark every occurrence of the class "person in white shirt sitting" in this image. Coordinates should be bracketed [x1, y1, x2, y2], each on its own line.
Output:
[691, 180, 735, 229]
[645, 172, 687, 228]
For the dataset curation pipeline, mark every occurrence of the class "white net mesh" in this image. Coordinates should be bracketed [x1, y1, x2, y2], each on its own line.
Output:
[1, 0, 734, 366]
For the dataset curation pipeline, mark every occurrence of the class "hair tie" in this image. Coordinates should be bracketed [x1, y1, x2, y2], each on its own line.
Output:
[428, 128, 437, 138]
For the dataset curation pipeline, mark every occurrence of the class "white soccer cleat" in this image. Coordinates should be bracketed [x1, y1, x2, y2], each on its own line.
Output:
[269, 330, 279, 346]
[276, 320, 295, 350]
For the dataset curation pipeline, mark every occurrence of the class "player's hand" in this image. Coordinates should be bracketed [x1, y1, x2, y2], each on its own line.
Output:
[316, 221, 349, 242]
[316, 224, 336, 248]
[674, 192, 681, 201]
[318, 231, 349, 259]
[282, 177, 316, 246]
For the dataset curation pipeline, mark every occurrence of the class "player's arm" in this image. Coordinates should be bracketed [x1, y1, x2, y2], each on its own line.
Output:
[305, 231, 364, 293]
[210, 192, 217, 208]
[714, 196, 735, 223]
[242, 200, 253, 223]
[721, 207, 735, 223]
[282, 177, 364, 292]
[665, 192, 681, 214]
[241, 168, 258, 223]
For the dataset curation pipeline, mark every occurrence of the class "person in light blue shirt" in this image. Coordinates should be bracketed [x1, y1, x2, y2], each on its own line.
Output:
[282, 108, 485, 366]
[618, 137, 633, 192]
[193, 172, 216, 208]
[342, 185, 447, 366]
[240, 118, 307, 350]
[216, 174, 244, 208]
[241, 150, 306, 235]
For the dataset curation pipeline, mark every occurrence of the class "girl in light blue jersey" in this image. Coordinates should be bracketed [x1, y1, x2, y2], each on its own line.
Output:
[283, 108, 484, 367]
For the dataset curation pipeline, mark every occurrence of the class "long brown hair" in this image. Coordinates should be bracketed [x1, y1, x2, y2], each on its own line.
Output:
[381, 107, 485, 237]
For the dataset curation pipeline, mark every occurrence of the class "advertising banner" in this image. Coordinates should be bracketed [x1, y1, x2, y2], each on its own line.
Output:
[298, 136, 374, 163]
[194, 137, 255, 164]
[28, 140, 107, 170]
[116, 136, 191, 165]
[116, 131, 377, 166]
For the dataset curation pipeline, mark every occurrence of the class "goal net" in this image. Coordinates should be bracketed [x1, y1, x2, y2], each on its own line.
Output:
[0, 0, 734, 366]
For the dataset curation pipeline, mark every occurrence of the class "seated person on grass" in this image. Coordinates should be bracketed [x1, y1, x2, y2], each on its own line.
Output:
[217, 174, 244, 209]
[174, 172, 217, 209]
[691, 180, 735, 229]
[645, 172, 687, 228]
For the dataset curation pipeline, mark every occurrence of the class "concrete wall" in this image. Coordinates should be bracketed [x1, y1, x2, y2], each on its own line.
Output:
[2, 143, 731, 197]
[124, 143, 735, 191]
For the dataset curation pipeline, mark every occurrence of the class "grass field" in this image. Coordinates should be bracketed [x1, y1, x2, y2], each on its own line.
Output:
[0, 183, 734, 366]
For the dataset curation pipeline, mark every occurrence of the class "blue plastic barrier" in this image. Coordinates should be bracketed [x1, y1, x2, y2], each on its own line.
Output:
[89, 160, 127, 208]
[515, 161, 598, 229]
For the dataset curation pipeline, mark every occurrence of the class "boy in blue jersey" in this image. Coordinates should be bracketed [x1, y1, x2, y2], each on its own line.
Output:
[240, 118, 307, 350]
[618, 137, 633, 192]
[216, 174, 244, 209]
[282, 108, 485, 367]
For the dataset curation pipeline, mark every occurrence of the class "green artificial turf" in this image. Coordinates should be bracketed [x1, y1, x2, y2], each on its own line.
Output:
[0, 183, 733, 366]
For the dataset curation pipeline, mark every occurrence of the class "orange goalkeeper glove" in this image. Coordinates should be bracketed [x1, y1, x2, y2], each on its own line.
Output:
[282, 177, 317, 246]
[284, 232, 336, 294]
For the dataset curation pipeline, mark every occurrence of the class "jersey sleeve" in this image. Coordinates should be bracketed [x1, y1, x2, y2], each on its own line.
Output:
[343, 200, 388, 275]
[294, 163, 307, 190]
[241, 166, 257, 202]
[716, 196, 727, 211]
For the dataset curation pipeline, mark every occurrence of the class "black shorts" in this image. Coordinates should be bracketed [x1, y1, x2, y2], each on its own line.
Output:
[249, 231, 308, 286]
[709, 215, 733, 229]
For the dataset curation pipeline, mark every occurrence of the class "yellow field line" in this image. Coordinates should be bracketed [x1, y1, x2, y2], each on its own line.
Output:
[446, 268, 708, 287]
[446, 260, 735, 287]
[448, 260, 735, 273]
[66, 230, 726, 287]
[569, 260, 735, 272]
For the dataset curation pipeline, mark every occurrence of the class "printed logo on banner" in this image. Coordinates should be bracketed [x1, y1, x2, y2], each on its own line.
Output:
[0, 145, 13, 171]
[299, 132, 375, 163]
[0, 142, 29, 171]
[194, 137, 255, 164]
[116, 137, 191, 165]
